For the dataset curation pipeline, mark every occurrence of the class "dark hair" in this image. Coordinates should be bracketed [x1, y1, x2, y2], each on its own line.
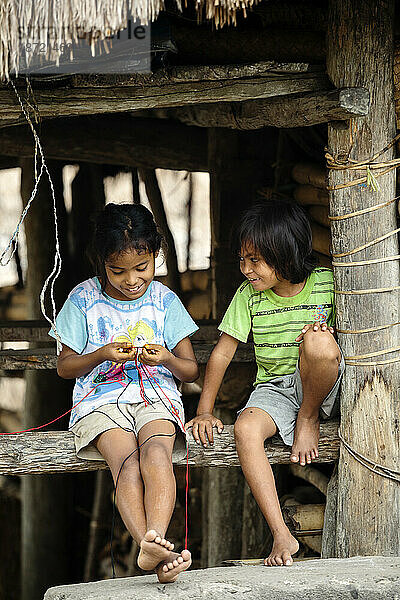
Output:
[236, 197, 317, 284]
[90, 203, 162, 290]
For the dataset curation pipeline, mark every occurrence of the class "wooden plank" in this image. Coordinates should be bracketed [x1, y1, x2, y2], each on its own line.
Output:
[0, 116, 208, 172]
[0, 320, 50, 342]
[160, 88, 370, 130]
[0, 64, 329, 127]
[0, 320, 220, 342]
[0, 421, 339, 475]
[0, 342, 254, 369]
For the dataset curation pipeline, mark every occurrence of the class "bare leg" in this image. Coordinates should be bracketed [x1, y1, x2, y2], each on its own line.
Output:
[234, 409, 299, 566]
[291, 329, 341, 466]
[138, 419, 192, 581]
[95, 428, 147, 544]
[95, 428, 175, 572]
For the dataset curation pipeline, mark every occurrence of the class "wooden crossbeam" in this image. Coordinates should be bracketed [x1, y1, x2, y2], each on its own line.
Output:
[0, 421, 339, 475]
[0, 63, 329, 127]
[0, 116, 208, 172]
[156, 88, 370, 129]
[0, 320, 219, 342]
[0, 342, 253, 369]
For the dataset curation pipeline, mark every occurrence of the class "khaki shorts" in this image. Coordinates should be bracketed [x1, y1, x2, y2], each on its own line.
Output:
[70, 400, 185, 461]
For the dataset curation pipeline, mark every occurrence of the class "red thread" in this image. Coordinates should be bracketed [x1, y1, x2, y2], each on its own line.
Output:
[140, 362, 190, 550]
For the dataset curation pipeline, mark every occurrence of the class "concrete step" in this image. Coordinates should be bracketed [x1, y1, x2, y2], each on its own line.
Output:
[44, 556, 400, 600]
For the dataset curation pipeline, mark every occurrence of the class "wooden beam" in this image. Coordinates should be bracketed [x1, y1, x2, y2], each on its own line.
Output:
[0, 342, 253, 369]
[0, 116, 208, 172]
[0, 421, 339, 476]
[325, 0, 400, 558]
[0, 320, 219, 342]
[159, 88, 369, 129]
[0, 63, 328, 127]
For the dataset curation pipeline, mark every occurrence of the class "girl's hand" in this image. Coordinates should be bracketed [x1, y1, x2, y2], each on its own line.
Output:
[99, 342, 138, 363]
[139, 344, 172, 367]
[295, 321, 335, 343]
[185, 413, 224, 446]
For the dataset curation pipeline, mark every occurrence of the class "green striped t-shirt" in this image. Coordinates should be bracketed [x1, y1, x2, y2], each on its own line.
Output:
[218, 267, 335, 385]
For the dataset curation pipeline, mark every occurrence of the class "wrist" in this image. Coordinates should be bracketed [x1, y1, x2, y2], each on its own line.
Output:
[95, 347, 107, 363]
[162, 350, 175, 369]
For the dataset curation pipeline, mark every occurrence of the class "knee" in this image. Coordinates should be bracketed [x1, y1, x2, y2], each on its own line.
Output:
[234, 416, 263, 446]
[140, 442, 172, 474]
[302, 328, 340, 364]
[112, 455, 141, 486]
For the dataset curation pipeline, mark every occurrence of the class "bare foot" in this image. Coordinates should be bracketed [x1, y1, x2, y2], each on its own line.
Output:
[290, 414, 320, 466]
[156, 549, 192, 583]
[264, 531, 299, 566]
[137, 530, 175, 571]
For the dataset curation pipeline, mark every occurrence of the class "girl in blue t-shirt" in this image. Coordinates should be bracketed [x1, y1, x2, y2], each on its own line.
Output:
[53, 203, 198, 582]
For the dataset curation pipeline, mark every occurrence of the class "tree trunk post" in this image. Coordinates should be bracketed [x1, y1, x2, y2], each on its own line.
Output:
[325, 0, 400, 557]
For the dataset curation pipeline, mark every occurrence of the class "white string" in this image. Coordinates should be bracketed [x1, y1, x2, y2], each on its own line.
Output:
[0, 80, 63, 353]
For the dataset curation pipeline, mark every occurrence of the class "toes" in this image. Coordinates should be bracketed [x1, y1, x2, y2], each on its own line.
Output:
[181, 549, 191, 562]
[167, 562, 174, 570]
[275, 556, 283, 566]
[299, 452, 306, 466]
[162, 564, 168, 573]
[154, 535, 162, 544]
[173, 559, 179, 567]
[306, 452, 312, 464]
[144, 530, 158, 542]
[290, 453, 299, 463]
[282, 551, 293, 566]
[310, 449, 316, 459]
[177, 556, 183, 564]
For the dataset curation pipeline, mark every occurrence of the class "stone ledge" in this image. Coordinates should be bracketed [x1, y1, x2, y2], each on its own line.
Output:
[44, 556, 400, 600]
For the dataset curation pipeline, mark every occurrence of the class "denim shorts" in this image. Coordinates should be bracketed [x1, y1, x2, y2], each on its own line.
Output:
[238, 352, 345, 446]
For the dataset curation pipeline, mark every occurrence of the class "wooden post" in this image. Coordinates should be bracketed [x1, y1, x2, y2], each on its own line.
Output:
[70, 163, 105, 286]
[325, 0, 400, 557]
[138, 169, 181, 295]
[202, 407, 244, 567]
[20, 159, 73, 600]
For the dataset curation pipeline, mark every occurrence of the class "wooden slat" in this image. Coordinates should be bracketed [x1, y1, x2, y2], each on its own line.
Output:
[0, 63, 329, 127]
[0, 320, 220, 342]
[0, 421, 339, 475]
[0, 320, 50, 342]
[0, 341, 253, 369]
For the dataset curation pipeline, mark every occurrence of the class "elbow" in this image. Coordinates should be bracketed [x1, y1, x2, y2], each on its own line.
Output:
[57, 363, 74, 379]
[184, 364, 200, 383]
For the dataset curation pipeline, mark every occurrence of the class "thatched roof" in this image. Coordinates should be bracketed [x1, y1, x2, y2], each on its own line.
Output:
[0, 0, 259, 80]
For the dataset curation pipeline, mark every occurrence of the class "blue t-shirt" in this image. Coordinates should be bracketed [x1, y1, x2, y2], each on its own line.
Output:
[49, 277, 198, 428]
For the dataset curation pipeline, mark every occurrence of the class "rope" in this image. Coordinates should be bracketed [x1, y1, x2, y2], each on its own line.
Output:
[0, 81, 63, 352]
[338, 429, 400, 483]
[332, 255, 400, 267]
[345, 346, 400, 361]
[331, 227, 400, 259]
[335, 285, 400, 295]
[336, 322, 400, 335]
[345, 357, 400, 367]
[328, 196, 398, 221]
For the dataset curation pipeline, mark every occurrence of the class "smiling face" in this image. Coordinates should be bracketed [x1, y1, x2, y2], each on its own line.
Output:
[240, 242, 306, 297]
[104, 247, 157, 301]
[239, 243, 280, 292]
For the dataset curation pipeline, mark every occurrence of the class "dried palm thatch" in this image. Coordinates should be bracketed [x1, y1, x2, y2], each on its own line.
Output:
[0, 0, 260, 80]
